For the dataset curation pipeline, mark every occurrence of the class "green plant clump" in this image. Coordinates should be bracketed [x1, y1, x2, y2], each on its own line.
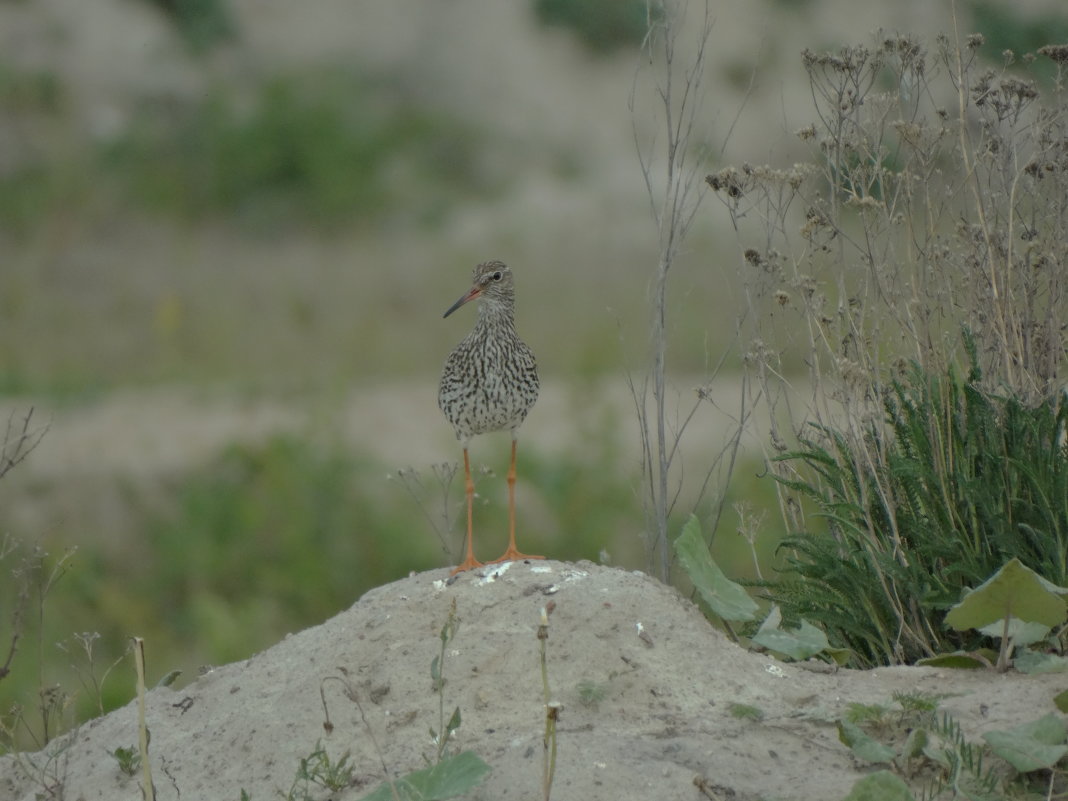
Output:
[768, 355, 1068, 667]
[287, 740, 355, 797]
[533, 0, 656, 53]
[145, 0, 237, 52]
[104, 71, 483, 230]
[967, 0, 1068, 81]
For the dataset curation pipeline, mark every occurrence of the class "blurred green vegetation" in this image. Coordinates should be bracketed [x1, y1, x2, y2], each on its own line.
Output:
[0, 62, 63, 113]
[144, 0, 237, 52]
[0, 64, 492, 237]
[102, 71, 489, 232]
[968, 0, 1068, 81]
[0, 60, 72, 233]
[532, 0, 655, 53]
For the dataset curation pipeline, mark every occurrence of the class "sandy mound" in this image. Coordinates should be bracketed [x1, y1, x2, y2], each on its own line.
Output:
[1, 561, 1060, 800]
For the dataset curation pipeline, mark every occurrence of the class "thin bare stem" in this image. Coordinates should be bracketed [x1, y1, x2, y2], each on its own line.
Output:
[631, 0, 727, 581]
[0, 407, 47, 481]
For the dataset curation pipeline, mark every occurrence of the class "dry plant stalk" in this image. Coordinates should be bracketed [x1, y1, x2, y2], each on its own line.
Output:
[538, 602, 559, 801]
[0, 408, 49, 692]
[132, 637, 155, 801]
[0, 407, 47, 482]
[388, 463, 460, 563]
[717, 36, 1065, 415]
[720, 31, 1068, 426]
[629, 0, 749, 581]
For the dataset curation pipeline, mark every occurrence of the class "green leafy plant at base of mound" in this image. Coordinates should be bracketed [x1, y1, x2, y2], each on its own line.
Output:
[837, 693, 1068, 800]
[939, 557, 1068, 673]
[674, 514, 851, 665]
[764, 353, 1068, 667]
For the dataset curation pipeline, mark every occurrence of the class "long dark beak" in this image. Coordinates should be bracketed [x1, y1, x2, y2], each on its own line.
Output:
[443, 286, 481, 318]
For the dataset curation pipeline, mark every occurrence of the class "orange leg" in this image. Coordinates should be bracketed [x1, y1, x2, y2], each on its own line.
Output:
[451, 447, 484, 575]
[490, 438, 544, 564]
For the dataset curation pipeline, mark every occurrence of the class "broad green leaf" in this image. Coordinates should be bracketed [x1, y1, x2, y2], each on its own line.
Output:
[1014, 648, 1068, 675]
[900, 727, 928, 760]
[752, 606, 830, 660]
[915, 651, 990, 669]
[841, 769, 915, 801]
[1055, 689, 1068, 714]
[360, 751, 491, 801]
[1022, 713, 1068, 742]
[826, 646, 853, 666]
[983, 714, 1068, 772]
[154, 670, 182, 688]
[921, 736, 951, 768]
[674, 515, 758, 622]
[1033, 572, 1068, 596]
[362, 778, 416, 801]
[945, 559, 1067, 632]
[977, 618, 1050, 647]
[445, 706, 462, 734]
[837, 720, 896, 764]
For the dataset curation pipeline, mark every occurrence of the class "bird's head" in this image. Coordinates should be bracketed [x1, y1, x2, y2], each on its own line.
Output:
[443, 260, 515, 318]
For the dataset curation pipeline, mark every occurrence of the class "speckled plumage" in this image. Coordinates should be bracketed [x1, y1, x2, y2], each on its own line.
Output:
[438, 261, 539, 443]
[438, 260, 543, 573]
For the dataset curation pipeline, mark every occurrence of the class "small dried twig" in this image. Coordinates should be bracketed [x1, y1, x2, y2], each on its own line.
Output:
[389, 463, 460, 562]
[693, 775, 728, 800]
[58, 632, 131, 716]
[628, 0, 749, 582]
[0, 407, 48, 481]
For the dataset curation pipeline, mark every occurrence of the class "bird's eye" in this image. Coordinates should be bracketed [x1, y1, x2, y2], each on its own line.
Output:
[491, 271, 503, 281]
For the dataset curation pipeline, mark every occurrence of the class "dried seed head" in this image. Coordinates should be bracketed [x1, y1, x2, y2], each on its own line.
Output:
[1038, 44, 1068, 64]
[706, 168, 744, 198]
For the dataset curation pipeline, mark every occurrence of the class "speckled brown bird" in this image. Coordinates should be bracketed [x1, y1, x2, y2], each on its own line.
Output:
[438, 260, 543, 574]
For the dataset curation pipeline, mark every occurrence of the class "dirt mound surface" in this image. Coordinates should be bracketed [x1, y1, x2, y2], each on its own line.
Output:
[1, 561, 1059, 800]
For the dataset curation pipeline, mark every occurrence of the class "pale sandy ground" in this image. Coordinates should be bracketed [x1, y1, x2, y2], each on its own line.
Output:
[2, 561, 1062, 801]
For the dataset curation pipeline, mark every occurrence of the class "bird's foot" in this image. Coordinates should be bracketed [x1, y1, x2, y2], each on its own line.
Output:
[450, 555, 485, 575]
[488, 548, 545, 565]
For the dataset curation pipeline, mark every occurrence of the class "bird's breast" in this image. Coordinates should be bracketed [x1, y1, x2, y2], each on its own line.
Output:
[438, 337, 538, 440]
